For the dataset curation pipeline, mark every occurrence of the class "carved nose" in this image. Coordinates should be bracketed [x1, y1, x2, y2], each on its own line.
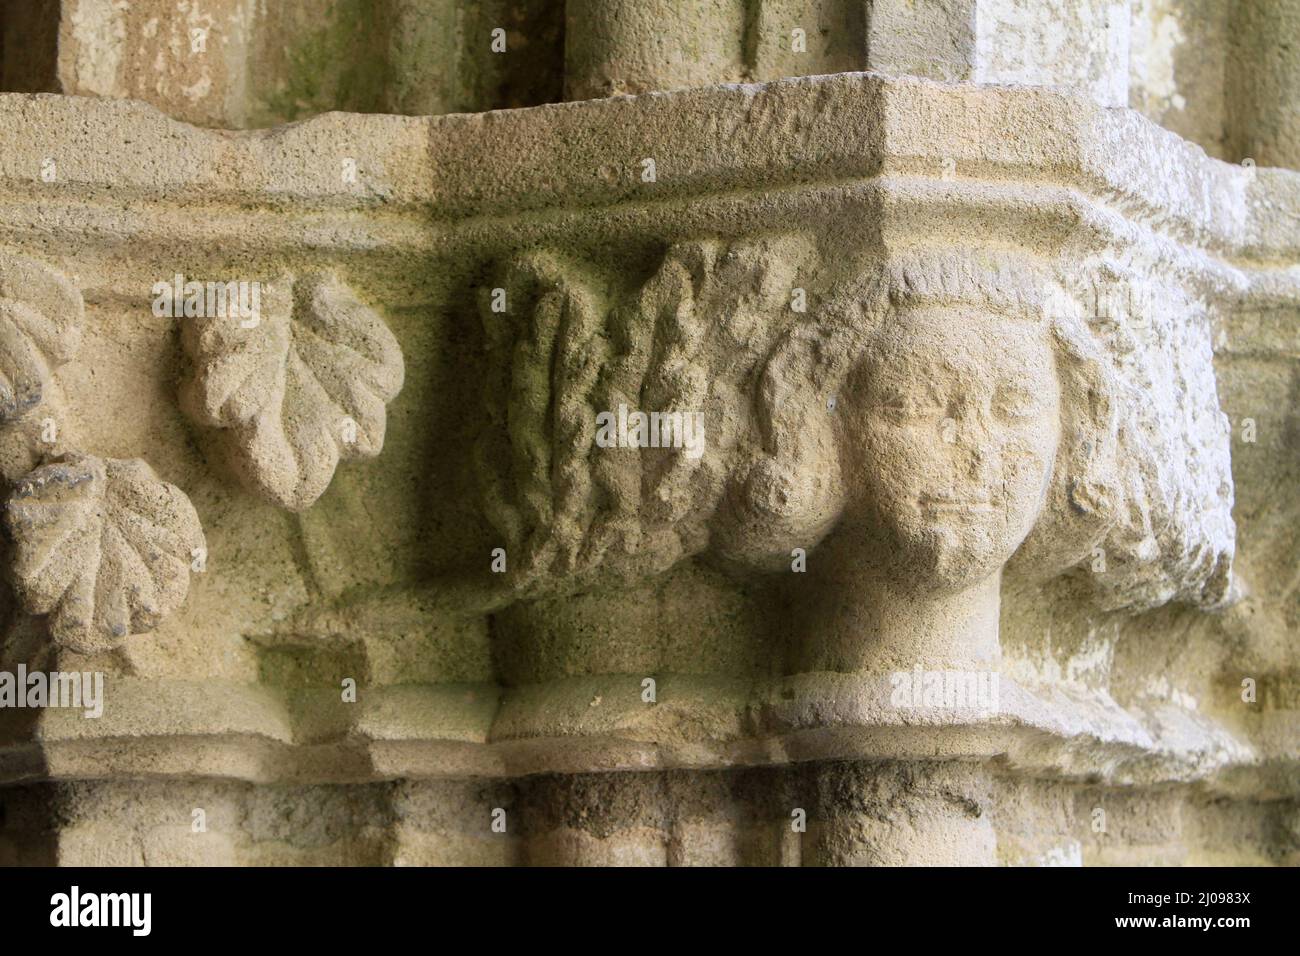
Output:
[964, 437, 997, 483]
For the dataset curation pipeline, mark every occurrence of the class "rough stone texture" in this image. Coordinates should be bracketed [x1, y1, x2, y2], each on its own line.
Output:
[9, 0, 1297, 167]
[1227, 0, 1300, 168]
[0, 0, 567, 127]
[5, 454, 206, 653]
[180, 271, 405, 511]
[0, 3, 1295, 867]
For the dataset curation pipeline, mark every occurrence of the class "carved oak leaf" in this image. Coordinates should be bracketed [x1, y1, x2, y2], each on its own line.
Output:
[4, 454, 206, 653]
[0, 254, 84, 422]
[180, 273, 404, 511]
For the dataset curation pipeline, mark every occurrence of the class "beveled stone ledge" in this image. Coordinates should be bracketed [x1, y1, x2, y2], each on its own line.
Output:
[1, 671, 1278, 797]
[0, 73, 1297, 259]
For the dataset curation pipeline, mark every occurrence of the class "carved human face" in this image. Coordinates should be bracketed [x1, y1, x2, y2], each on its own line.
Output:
[840, 306, 1060, 591]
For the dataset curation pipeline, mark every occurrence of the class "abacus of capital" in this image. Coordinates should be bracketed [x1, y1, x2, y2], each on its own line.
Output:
[0, 0, 1296, 866]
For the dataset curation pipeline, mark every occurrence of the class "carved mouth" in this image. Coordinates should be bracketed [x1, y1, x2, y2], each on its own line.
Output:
[920, 495, 994, 515]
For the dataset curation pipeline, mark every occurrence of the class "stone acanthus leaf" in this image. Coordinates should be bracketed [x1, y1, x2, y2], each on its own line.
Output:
[0, 253, 84, 422]
[180, 273, 405, 511]
[4, 454, 206, 654]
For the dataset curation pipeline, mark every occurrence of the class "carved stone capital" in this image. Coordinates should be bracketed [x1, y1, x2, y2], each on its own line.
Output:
[0, 67, 1293, 866]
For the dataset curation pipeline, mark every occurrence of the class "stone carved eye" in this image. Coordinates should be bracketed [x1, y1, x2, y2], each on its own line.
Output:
[993, 385, 1041, 421]
[873, 391, 940, 424]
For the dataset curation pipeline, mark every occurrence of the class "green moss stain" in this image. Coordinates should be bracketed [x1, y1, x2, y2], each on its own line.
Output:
[250, 0, 395, 126]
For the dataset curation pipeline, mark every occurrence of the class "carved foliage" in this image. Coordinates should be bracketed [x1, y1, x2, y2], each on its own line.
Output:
[0, 253, 84, 423]
[0, 256, 213, 654]
[479, 240, 1235, 613]
[4, 454, 206, 653]
[180, 273, 405, 511]
[477, 237, 813, 591]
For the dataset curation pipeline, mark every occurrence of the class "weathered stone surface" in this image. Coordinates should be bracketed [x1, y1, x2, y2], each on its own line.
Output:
[479, 241, 1233, 627]
[0, 4, 1295, 868]
[4, 454, 205, 653]
[0, 0, 565, 127]
[8, 0, 1296, 169]
[180, 272, 405, 511]
[0, 253, 82, 424]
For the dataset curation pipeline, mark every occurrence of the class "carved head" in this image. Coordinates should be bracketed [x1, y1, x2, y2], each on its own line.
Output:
[481, 240, 1230, 612]
[838, 304, 1061, 589]
[716, 252, 1121, 595]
